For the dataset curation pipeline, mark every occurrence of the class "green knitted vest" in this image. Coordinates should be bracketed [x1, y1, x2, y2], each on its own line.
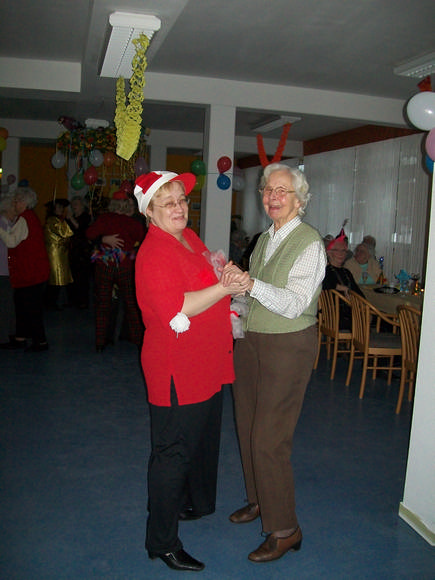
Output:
[246, 222, 322, 334]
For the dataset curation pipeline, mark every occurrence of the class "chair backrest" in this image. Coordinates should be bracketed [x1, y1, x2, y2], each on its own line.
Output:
[397, 305, 421, 369]
[319, 289, 350, 335]
[348, 291, 371, 350]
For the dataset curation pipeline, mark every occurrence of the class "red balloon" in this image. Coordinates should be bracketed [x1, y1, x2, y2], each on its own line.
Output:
[120, 179, 133, 194]
[103, 151, 116, 167]
[0, 127, 9, 140]
[84, 165, 98, 186]
[217, 156, 232, 173]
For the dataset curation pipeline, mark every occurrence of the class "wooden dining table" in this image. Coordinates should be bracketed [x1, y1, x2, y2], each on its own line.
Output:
[362, 285, 423, 315]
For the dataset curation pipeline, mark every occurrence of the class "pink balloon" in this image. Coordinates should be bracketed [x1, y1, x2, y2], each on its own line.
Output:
[425, 128, 435, 162]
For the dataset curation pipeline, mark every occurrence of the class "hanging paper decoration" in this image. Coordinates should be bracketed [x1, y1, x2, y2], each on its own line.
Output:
[115, 34, 149, 161]
[256, 123, 292, 167]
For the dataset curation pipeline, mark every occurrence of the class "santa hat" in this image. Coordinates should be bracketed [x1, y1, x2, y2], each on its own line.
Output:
[134, 171, 196, 215]
[326, 220, 349, 250]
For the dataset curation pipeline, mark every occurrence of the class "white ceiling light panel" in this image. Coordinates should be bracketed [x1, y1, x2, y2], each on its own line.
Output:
[394, 51, 435, 79]
[252, 116, 301, 133]
[100, 12, 161, 78]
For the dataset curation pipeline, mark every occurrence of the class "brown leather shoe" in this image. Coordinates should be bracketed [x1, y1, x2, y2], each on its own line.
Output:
[229, 503, 260, 524]
[248, 527, 302, 562]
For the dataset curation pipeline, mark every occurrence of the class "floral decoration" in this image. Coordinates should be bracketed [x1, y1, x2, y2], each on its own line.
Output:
[56, 126, 117, 155]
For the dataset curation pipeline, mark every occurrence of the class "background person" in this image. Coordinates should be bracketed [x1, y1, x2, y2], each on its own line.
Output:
[344, 242, 381, 285]
[66, 196, 92, 309]
[134, 171, 249, 572]
[44, 199, 74, 309]
[323, 228, 364, 330]
[0, 186, 50, 351]
[0, 193, 17, 348]
[86, 190, 146, 352]
[225, 163, 326, 563]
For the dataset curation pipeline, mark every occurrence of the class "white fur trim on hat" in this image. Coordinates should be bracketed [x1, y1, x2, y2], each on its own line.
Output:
[134, 171, 179, 215]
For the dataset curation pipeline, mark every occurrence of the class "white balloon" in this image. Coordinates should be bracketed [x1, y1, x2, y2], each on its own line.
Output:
[232, 175, 245, 191]
[406, 92, 435, 131]
[89, 149, 104, 167]
[51, 151, 66, 169]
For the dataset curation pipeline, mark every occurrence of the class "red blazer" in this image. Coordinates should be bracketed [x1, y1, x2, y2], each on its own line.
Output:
[135, 225, 234, 406]
[8, 209, 50, 288]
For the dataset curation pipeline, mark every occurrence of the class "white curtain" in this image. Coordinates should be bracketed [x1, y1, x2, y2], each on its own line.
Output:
[304, 134, 431, 284]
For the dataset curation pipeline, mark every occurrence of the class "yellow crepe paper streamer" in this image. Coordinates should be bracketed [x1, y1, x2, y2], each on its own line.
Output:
[115, 34, 149, 161]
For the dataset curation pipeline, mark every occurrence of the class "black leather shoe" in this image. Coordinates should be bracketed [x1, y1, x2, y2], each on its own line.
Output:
[149, 548, 205, 571]
[179, 508, 202, 521]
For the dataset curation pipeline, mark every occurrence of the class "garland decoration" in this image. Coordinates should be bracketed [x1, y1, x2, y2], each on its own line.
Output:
[115, 33, 150, 161]
[256, 122, 292, 167]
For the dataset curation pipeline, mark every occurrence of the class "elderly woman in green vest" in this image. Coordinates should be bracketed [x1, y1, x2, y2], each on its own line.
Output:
[224, 163, 326, 563]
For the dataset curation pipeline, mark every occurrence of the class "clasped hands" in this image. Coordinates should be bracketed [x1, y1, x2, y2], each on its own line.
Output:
[220, 261, 252, 296]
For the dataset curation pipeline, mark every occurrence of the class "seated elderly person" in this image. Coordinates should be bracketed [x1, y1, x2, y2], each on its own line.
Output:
[323, 229, 364, 330]
[344, 242, 381, 285]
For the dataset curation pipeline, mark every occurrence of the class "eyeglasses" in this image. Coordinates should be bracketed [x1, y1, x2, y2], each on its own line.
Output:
[261, 186, 296, 198]
[153, 198, 190, 211]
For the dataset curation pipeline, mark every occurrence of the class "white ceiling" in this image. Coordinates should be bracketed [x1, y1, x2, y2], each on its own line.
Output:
[0, 0, 434, 150]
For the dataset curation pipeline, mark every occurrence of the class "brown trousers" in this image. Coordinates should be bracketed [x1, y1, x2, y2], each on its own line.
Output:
[233, 325, 317, 532]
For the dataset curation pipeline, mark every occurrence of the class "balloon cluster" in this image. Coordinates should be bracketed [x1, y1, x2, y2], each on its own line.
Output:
[216, 156, 232, 190]
[51, 143, 149, 191]
[406, 91, 435, 174]
[0, 127, 9, 152]
[190, 159, 207, 191]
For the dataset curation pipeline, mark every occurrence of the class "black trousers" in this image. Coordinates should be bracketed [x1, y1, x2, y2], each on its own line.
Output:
[146, 383, 223, 555]
[14, 282, 47, 346]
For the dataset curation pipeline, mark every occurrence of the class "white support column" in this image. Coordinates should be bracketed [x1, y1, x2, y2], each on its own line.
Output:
[200, 105, 236, 257]
[399, 169, 435, 546]
[149, 142, 167, 172]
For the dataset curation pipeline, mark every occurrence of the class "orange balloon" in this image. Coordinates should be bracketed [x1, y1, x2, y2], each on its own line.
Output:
[0, 127, 9, 140]
[103, 151, 116, 167]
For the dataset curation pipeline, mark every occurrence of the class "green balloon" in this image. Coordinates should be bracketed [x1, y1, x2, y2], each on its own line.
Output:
[190, 159, 206, 176]
[71, 171, 85, 190]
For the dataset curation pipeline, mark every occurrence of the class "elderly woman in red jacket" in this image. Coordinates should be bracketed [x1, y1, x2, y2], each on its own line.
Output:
[134, 171, 249, 572]
[0, 186, 50, 351]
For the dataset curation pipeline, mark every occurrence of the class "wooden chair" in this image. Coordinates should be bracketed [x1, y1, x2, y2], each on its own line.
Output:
[345, 291, 402, 399]
[313, 289, 352, 380]
[396, 305, 421, 414]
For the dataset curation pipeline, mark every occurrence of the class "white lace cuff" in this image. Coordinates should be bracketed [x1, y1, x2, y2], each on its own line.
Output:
[169, 312, 191, 336]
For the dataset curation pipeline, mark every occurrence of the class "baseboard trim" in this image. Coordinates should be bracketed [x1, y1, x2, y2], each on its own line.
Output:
[399, 502, 435, 546]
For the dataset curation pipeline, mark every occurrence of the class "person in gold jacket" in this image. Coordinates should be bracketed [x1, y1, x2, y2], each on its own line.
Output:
[44, 198, 73, 309]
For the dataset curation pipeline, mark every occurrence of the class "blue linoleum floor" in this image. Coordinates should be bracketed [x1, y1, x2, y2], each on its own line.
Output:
[1, 305, 434, 579]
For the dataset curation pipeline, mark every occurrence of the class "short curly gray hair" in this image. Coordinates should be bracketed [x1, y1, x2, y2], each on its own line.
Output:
[14, 186, 38, 209]
[259, 163, 311, 217]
